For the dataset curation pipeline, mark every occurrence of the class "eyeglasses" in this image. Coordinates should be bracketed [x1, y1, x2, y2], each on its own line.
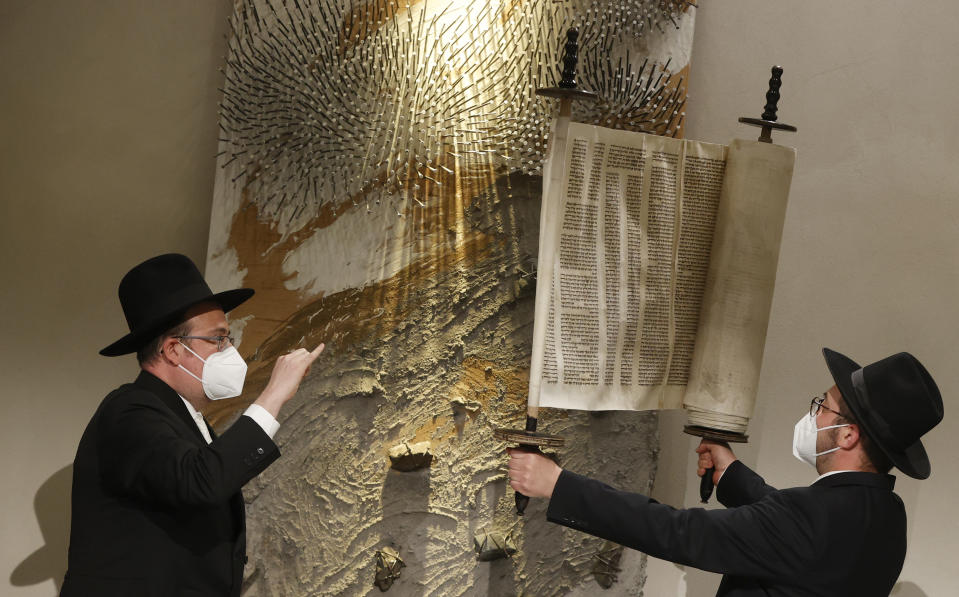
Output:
[809, 393, 842, 418]
[175, 335, 234, 351]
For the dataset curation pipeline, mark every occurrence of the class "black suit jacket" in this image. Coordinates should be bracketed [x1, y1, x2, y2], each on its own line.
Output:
[62, 371, 280, 597]
[547, 460, 906, 596]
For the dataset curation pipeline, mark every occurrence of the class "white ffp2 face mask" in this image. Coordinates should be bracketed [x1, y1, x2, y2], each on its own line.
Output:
[792, 413, 850, 467]
[177, 342, 247, 400]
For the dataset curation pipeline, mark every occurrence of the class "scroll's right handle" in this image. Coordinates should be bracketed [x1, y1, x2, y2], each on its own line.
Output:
[685, 428, 746, 504]
[737, 65, 797, 143]
[700, 468, 715, 503]
[761, 66, 784, 122]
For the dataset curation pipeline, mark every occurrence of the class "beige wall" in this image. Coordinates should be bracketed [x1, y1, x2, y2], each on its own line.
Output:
[649, 2, 959, 596]
[2, 2, 957, 596]
[0, 2, 231, 594]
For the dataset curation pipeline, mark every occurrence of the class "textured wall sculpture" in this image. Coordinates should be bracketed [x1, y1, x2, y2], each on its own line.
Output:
[206, 1, 697, 594]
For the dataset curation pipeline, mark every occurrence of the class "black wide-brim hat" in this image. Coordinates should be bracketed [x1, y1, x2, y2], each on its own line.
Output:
[100, 253, 253, 356]
[823, 348, 943, 479]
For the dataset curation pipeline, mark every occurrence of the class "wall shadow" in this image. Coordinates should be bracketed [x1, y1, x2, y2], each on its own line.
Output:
[482, 479, 517, 597]
[891, 581, 928, 597]
[379, 466, 435, 595]
[10, 464, 72, 593]
[681, 563, 721, 597]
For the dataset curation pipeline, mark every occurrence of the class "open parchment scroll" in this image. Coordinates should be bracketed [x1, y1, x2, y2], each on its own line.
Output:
[529, 122, 795, 435]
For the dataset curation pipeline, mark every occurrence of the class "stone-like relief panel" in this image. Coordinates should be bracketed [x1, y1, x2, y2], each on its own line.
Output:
[206, 2, 697, 594]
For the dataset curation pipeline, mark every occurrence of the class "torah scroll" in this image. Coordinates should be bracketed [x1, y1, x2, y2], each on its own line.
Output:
[530, 123, 795, 436]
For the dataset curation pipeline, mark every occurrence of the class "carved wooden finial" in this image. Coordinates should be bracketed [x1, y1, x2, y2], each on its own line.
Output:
[559, 28, 580, 89]
[761, 65, 784, 122]
[737, 65, 797, 143]
[535, 26, 597, 102]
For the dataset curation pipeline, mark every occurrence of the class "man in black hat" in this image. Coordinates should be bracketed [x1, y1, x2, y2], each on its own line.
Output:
[508, 348, 943, 596]
[61, 253, 324, 597]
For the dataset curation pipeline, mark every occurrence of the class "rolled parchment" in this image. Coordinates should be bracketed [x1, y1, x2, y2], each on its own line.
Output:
[683, 139, 796, 434]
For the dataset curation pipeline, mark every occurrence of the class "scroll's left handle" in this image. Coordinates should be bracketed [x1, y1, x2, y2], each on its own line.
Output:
[495, 417, 564, 516]
[514, 417, 540, 515]
[514, 455, 532, 514]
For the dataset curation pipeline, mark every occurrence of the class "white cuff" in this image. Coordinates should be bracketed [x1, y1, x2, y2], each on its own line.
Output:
[716, 463, 732, 486]
[244, 404, 280, 439]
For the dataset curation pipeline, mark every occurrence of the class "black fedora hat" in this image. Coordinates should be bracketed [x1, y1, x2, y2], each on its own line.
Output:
[100, 253, 253, 356]
[823, 348, 943, 479]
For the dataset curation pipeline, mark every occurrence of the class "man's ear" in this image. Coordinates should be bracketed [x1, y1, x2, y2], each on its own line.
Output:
[838, 423, 860, 449]
[161, 337, 183, 367]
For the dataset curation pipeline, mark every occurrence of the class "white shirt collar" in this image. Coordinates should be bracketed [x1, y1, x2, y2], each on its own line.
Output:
[814, 469, 857, 483]
[179, 396, 213, 444]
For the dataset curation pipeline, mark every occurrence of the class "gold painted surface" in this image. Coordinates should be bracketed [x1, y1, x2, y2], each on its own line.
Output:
[206, 156, 498, 425]
[338, 0, 418, 52]
[405, 356, 529, 450]
[497, 0, 528, 24]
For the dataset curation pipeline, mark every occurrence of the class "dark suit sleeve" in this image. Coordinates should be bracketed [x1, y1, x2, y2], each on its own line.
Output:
[716, 460, 777, 507]
[97, 390, 280, 507]
[546, 470, 819, 579]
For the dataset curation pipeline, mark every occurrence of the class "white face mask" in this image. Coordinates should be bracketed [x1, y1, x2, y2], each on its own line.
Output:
[177, 341, 247, 400]
[792, 412, 850, 467]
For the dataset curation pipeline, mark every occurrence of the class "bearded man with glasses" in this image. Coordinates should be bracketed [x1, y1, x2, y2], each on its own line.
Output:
[508, 348, 943, 596]
[62, 254, 324, 597]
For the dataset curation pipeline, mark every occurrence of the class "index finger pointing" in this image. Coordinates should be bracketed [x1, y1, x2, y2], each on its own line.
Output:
[308, 343, 326, 361]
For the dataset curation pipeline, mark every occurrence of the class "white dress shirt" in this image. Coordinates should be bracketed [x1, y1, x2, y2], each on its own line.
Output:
[179, 397, 280, 444]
